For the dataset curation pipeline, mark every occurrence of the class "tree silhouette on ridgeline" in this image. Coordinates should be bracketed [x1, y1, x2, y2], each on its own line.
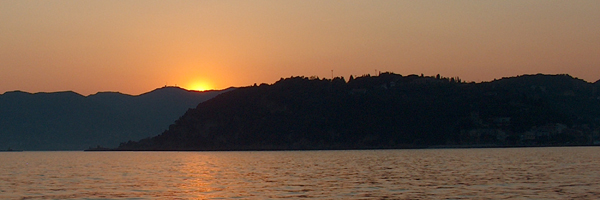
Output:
[113, 73, 600, 151]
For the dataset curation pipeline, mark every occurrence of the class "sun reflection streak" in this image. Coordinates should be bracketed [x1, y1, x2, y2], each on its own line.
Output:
[176, 152, 232, 199]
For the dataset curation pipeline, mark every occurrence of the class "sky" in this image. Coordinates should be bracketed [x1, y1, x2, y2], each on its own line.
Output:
[1, 0, 599, 95]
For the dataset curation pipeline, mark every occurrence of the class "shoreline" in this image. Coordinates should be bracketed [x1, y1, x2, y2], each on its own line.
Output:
[84, 144, 600, 152]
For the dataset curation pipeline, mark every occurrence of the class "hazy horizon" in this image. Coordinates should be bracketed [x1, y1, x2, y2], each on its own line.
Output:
[1, 72, 597, 96]
[0, 84, 226, 96]
[2, 0, 599, 95]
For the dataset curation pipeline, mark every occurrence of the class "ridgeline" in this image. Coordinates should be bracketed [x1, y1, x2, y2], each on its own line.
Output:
[0, 87, 232, 150]
[112, 73, 600, 151]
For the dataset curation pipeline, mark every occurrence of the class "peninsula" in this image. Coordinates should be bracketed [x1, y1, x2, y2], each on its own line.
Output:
[108, 73, 600, 151]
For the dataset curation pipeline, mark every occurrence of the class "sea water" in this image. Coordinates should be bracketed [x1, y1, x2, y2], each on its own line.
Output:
[1, 147, 599, 199]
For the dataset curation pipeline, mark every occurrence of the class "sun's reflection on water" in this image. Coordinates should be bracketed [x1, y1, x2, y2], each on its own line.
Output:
[2, 148, 600, 199]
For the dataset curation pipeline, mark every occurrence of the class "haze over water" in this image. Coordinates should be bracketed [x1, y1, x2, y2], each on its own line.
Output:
[1, 147, 599, 199]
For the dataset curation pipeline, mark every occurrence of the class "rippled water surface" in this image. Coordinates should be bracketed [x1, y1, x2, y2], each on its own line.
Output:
[1, 147, 600, 199]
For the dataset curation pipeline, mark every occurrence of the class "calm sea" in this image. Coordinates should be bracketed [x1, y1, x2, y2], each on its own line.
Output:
[1, 147, 599, 199]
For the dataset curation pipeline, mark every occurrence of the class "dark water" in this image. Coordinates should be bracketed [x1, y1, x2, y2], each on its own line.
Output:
[1, 147, 599, 199]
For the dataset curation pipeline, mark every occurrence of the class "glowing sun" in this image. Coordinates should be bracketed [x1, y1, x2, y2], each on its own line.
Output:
[187, 81, 213, 91]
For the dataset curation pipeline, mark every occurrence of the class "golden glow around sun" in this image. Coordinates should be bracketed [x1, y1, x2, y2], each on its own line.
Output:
[187, 80, 213, 91]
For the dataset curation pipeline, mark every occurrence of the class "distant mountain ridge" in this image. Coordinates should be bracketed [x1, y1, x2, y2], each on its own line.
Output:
[0, 87, 234, 150]
[114, 73, 600, 151]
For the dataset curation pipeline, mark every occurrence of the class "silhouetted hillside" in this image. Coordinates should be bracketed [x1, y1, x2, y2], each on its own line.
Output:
[0, 87, 233, 150]
[114, 73, 600, 151]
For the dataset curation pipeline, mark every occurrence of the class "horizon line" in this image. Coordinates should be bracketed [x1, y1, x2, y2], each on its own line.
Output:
[1, 72, 597, 96]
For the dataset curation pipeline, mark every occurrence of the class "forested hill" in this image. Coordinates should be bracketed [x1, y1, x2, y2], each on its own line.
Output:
[0, 87, 233, 150]
[114, 73, 600, 151]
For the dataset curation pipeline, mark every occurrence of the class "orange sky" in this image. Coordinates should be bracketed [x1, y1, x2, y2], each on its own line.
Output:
[1, 0, 599, 95]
